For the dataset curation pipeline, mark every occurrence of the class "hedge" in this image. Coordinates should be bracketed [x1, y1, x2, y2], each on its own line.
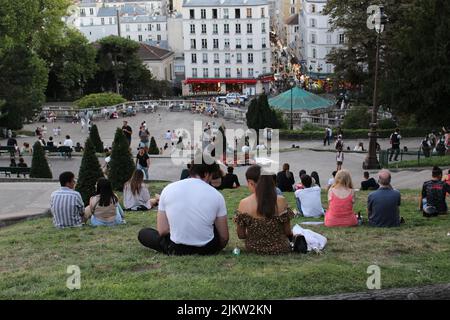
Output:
[74, 93, 126, 109]
[280, 127, 433, 140]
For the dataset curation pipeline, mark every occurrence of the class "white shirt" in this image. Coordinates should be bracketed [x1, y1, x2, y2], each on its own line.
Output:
[64, 139, 73, 148]
[158, 178, 227, 246]
[327, 178, 335, 187]
[295, 186, 324, 218]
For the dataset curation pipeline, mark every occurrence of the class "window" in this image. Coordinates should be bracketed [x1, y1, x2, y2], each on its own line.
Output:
[224, 39, 230, 49]
[109, 17, 113, 24]
[202, 39, 208, 49]
[263, 67, 267, 74]
[310, 19, 316, 28]
[101, 18, 105, 25]
[89, 8, 94, 15]
[236, 24, 241, 34]
[212, 9, 218, 19]
[235, 8, 240, 19]
[262, 38, 266, 48]
[237, 68, 242, 78]
[213, 24, 218, 34]
[224, 9, 229, 19]
[149, 24, 153, 31]
[225, 53, 231, 64]
[191, 53, 197, 64]
[248, 53, 254, 63]
[80, 19, 84, 26]
[137, 24, 142, 31]
[312, 48, 317, 59]
[90, 18, 94, 26]
[236, 53, 242, 63]
[202, 53, 208, 64]
[125, 24, 130, 31]
[326, 34, 332, 44]
[311, 33, 316, 44]
[191, 39, 196, 49]
[224, 24, 229, 34]
[203, 68, 209, 78]
[291, 7, 295, 14]
[201, 9, 206, 19]
[261, 22, 266, 33]
[213, 39, 219, 49]
[339, 34, 345, 44]
[261, 8, 265, 18]
[247, 24, 252, 34]
[262, 52, 267, 63]
[190, 9, 195, 19]
[190, 24, 195, 34]
[247, 38, 253, 49]
[214, 53, 220, 64]
[201, 24, 207, 34]
[248, 68, 254, 77]
[80, 8, 85, 16]
[157, 24, 161, 31]
[236, 38, 242, 49]
[327, 64, 332, 73]
[311, 4, 316, 13]
[246, 8, 252, 18]
[214, 68, 220, 78]
[225, 68, 231, 78]
[138, 35, 143, 42]
[192, 68, 198, 78]
[157, 35, 161, 41]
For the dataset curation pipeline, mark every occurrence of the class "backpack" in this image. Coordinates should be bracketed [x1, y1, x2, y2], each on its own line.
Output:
[391, 133, 400, 144]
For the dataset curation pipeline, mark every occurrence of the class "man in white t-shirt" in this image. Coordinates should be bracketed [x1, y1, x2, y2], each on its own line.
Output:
[295, 175, 324, 218]
[326, 171, 337, 191]
[138, 160, 229, 255]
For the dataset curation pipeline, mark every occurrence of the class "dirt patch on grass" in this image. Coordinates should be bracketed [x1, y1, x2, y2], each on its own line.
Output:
[131, 263, 161, 273]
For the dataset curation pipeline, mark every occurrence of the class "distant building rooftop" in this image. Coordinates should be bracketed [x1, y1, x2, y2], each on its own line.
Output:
[285, 14, 299, 26]
[137, 43, 174, 61]
[182, 0, 268, 7]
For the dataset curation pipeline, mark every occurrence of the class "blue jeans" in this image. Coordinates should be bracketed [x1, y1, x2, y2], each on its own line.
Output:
[91, 206, 125, 227]
[295, 198, 303, 215]
[137, 164, 149, 180]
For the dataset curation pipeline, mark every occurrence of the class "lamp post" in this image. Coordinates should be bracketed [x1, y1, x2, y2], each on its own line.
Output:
[309, 65, 313, 77]
[289, 77, 295, 130]
[363, 5, 388, 169]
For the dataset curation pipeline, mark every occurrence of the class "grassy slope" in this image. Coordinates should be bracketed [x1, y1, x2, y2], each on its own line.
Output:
[388, 156, 450, 169]
[0, 183, 449, 299]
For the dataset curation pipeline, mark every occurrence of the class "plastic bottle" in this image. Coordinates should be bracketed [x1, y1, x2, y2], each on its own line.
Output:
[357, 211, 363, 226]
[232, 247, 241, 256]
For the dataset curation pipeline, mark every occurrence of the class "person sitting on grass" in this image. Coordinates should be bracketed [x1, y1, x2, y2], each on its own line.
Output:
[367, 170, 403, 227]
[324, 170, 358, 228]
[234, 165, 306, 255]
[220, 166, 241, 189]
[326, 171, 337, 191]
[138, 159, 229, 255]
[276, 163, 295, 192]
[361, 171, 380, 191]
[294, 174, 324, 218]
[180, 163, 191, 180]
[124, 170, 159, 211]
[51, 171, 85, 228]
[443, 169, 450, 186]
[85, 178, 125, 227]
[420, 166, 450, 217]
[294, 169, 307, 190]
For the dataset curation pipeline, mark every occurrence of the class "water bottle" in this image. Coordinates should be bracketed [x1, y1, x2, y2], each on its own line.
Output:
[357, 211, 363, 226]
[232, 247, 241, 256]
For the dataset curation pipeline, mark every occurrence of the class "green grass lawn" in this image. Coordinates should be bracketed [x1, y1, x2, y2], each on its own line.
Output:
[0, 183, 449, 299]
[388, 155, 450, 169]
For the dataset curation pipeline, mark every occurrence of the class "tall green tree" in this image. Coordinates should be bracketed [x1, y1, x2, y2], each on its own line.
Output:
[30, 142, 52, 179]
[108, 128, 135, 191]
[89, 124, 104, 153]
[76, 138, 104, 205]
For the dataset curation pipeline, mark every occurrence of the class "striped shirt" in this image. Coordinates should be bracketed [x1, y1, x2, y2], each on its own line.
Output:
[50, 187, 85, 228]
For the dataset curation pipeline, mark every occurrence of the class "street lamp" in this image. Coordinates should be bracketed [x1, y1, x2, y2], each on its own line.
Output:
[289, 77, 296, 130]
[309, 65, 313, 77]
[363, 5, 388, 169]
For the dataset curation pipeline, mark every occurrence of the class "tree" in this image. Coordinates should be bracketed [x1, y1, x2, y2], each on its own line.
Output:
[108, 128, 135, 191]
[148, 136, 159, 155]
[30, 142, 52, 179]
[89, 124, 104, 154]
[342, 106, 371, 129]
[76, 138, 104, 205]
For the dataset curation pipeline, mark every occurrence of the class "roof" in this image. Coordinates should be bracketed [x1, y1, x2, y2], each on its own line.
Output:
[121, 15, 166, 22]
[97, 4, 147, 17]
[137, 43, 174, 61]
[269, 87, 334, 111]
[285, 13, 299, 26]
[183, 0, 269, 7]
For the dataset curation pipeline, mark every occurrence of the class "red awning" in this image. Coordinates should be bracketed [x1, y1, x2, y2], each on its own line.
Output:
[184, 78, 258, 85]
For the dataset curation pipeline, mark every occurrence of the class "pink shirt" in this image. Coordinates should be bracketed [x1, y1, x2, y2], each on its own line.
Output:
[325, 190, 358, 227]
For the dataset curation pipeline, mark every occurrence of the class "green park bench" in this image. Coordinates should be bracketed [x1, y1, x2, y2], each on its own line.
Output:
[0, 166, 31, 178]
[0, 146, 16, 156]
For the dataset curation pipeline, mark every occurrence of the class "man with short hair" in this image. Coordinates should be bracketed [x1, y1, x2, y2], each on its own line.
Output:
[221, 166, 240, 189]
[361, 171, 379, 191]
[421, 166, 450, 217]
[389, 128, 401, 161]
[122, 121, 133, 145]
[50, 172, 85, 228]
[367, 170, 402, 227]
[138, 160, 229, 255]
[136, 147, 150, 180]
[294, 174, 324, 218]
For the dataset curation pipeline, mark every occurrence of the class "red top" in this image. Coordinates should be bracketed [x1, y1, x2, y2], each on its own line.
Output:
[325, 191, 358, 227]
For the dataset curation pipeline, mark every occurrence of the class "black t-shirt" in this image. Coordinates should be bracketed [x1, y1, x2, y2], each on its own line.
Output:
[361, 178, 380, 191]
[136, 153, 150, 168]
[7, 138, 17, 146]
[277, 171, 295, 192]
[47, 141, 54, 147]
[422, 180, 450, 213]
[18, 163, 28, 168]
[221, 173, 240, 189]
[122, 125, 132, 139]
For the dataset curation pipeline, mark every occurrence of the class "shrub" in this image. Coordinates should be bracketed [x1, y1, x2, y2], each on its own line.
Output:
[30, 142, 52, 179]
[148, 136, 159, 155]
[75, 138, 105, 205]
[108, 128, 135, 191]
[378, 118, 398, 129]
[74, 93, 126, 109]
[89, 124, 104, 153]
[342, 106, 371, 129]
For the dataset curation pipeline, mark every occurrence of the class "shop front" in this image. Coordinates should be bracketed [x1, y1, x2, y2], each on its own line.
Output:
[183, 78, 259, 96]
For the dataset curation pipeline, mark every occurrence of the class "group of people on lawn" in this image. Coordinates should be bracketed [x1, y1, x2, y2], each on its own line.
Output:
[50, 160, 450, 256]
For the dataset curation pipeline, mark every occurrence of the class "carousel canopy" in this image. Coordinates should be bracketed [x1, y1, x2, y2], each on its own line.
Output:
[269, 87, 334, 111]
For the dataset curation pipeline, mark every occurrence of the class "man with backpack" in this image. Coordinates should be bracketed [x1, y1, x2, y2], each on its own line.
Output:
[389, 128, 401, 162]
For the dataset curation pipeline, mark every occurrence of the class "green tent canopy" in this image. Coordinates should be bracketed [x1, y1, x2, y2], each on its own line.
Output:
[269, 87, 334, 111]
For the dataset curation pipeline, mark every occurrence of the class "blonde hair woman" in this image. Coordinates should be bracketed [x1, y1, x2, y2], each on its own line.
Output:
[324, 169, 358, 227]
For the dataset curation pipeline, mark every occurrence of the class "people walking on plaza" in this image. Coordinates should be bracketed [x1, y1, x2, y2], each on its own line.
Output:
[138, 159, 229, 255]
[326, 171, 337, 191]
[325, 170, 358, 228]
[50, 172, 85, 229]
[421, 136, 432, 158]
[138, 126, 150, 150]
[84, 178, 125, 227]
[323, 126, 332, 146]
[336, 146, 344, 172]
[277, 163, 295, 192]
[122, 121, 133, 145]
[123, 170, 159, 211]
[367, 170, 402, 228]
[136, 147, 150, 180]
[420, 166, 450, 217]
[389, 128, 402, 161]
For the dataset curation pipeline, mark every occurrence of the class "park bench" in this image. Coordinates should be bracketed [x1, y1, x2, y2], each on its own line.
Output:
[0, 146, 16, 156]
[0, 166, 31, 178]
[44, 146, 73, 159]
